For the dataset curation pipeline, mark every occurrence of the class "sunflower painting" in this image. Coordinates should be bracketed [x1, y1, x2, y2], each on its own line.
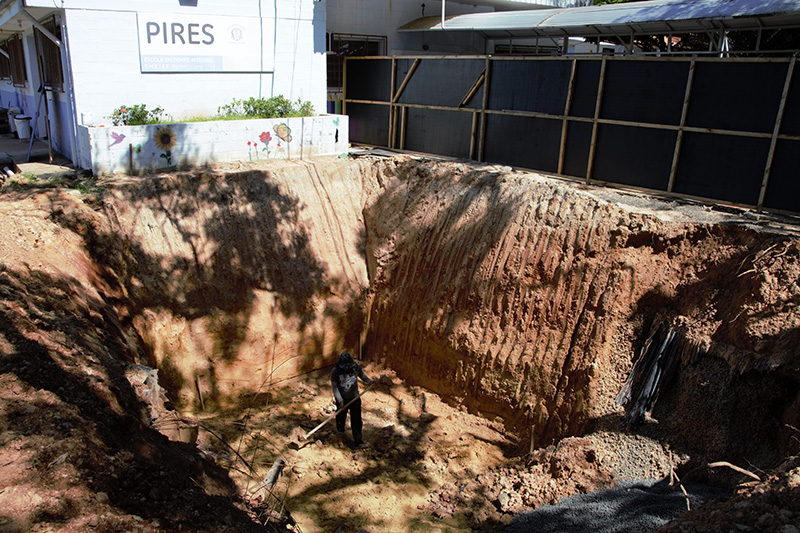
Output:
[154, 126, 177, 167]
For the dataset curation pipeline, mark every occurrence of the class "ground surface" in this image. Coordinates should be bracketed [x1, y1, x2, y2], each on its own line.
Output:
[1, 158, 800, 532]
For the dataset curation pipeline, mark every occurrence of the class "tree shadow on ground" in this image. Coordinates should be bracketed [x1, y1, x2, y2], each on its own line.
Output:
[0, 265, 270, 531]
[42, 167, 359, 408]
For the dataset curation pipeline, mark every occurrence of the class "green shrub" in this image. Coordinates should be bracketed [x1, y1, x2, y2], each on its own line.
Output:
[109, 104, 166, 126]
[217, 96, 315, 119]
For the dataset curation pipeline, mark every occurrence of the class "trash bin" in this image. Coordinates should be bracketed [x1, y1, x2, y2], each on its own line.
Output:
[14, 115, 31, 140]
[7, 106, 21, 134]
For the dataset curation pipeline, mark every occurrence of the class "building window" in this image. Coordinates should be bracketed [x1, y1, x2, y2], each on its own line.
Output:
[0, 42, 11, 80]
[327, 33, 386, 89]
[36, 16, 64, 92]
[7, 35, 27, 87]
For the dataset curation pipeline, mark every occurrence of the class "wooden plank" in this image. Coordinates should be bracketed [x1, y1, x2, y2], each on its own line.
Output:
[392, 58, 420, 104]
[400, 106, 408, 151]
[667, 59, 696, 192]
[478, 57, 492, 162]
[469, 111, 478, 160]
[459, 69, 486, 108]
[389, 57, 397, 148]
[586, 58, 607, 183]
[758, 56, 796, 209]
[557, 58, 578, 175]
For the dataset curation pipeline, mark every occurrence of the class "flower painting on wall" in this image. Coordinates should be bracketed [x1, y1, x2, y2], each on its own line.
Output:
[154, 126, 177, 167]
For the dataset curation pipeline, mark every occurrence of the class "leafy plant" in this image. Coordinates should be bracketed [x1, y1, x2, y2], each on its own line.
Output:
[217, 96, 315, 119]
[109, 104, 167, 126]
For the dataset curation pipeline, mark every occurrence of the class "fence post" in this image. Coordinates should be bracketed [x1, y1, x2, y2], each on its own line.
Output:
[758, 57, 795, 210]
[667, 59, 696, 193]
[478, 56, 492, 162]
[557, 58, 578, 175]
[586, 57, 607, 183]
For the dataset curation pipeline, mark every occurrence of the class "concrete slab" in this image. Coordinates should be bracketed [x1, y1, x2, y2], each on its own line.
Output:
[0, 133, 74, 179]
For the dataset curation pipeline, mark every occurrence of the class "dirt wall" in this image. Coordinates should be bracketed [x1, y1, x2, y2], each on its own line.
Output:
[20, 156, 798, 459]
[362, 159, 800, 455]
[79, 159, 383, 409]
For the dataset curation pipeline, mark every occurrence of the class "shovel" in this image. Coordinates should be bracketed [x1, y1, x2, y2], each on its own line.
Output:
[302, 382, 376, 441]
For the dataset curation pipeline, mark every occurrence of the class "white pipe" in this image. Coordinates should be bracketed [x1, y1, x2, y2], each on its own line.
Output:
[441, 0, 445, 29]
[60, 14, 79, 167]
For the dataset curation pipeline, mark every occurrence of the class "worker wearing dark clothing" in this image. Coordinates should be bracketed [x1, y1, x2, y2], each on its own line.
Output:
[331, 351, 373, 447]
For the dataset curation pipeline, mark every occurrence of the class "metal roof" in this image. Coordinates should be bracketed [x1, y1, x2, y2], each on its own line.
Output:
[399, 0, 800, 38]
[447, 0, 592, 10]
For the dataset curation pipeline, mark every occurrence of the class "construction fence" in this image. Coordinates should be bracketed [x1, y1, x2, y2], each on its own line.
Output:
[344, 55, 800, 214]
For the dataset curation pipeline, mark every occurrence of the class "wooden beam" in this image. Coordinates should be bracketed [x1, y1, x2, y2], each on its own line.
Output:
[389, 57, 397, 147]
[586, 58, 607, 183]
[400, 106, 408, 150]
[392, 58, 420, 104]
[668, 59, 696, 192]
[478, 57, 492, 162]
[459, 69, 486, 108]
[469, 111, 478, 160]
[557, 58, 577, 175]
[758, 56, 796, 209]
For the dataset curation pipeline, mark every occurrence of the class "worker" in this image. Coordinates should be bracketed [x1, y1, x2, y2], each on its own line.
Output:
[331, 351, 373, 448]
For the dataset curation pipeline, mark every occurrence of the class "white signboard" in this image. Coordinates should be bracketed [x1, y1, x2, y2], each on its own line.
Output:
[137, 13, 263, 73]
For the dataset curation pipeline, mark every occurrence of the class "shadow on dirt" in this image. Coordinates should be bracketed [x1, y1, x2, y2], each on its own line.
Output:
[0, 265, 269, 531]
[623, 233, 800, 469]
[38, 166, 366, 409]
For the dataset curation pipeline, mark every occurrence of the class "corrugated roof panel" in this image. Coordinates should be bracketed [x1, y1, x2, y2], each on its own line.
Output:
[399, 0, 800, 36]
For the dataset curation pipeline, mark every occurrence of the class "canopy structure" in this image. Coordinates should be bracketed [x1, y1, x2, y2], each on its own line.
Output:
[399, 0, 800, 41]
[447, 0, 593, 10]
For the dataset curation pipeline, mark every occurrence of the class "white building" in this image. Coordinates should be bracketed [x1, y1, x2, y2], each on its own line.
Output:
[0, 0, 327, 167]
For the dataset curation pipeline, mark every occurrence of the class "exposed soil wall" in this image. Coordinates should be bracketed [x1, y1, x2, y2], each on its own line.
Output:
[362, 158, 800, 457]
[79, 159, 383, 409]
[61, 155, 800, 457]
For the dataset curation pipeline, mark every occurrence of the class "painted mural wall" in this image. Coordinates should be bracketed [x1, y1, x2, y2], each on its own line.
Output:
[78, 114, 349, 175]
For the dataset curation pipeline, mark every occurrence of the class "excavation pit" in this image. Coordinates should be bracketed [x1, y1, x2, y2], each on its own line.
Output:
[1, 156, 799, 532]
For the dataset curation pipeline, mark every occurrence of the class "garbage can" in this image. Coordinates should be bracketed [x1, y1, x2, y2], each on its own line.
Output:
[14, 115, 32, 140]
[7, 106, 21, 134]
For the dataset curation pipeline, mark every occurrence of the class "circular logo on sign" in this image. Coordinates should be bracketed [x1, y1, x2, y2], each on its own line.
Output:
[229, 25, 245, 42]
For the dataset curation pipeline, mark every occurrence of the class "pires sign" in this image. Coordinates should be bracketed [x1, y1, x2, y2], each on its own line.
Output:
[137, 13, 263, 72]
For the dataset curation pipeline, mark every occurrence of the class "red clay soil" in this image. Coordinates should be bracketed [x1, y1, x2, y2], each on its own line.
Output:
[1, 156, 799, 532]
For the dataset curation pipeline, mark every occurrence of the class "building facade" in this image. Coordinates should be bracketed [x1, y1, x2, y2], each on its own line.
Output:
[0, 0, 326, 167]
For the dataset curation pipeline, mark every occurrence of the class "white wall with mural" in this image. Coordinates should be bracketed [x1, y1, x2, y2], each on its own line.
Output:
[78, 114, 349, 175]
[0, 0, 327, 170]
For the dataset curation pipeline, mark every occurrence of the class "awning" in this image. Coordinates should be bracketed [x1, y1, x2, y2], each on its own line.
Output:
[399, 0, 800, 38]
[447, 0, 594, 11]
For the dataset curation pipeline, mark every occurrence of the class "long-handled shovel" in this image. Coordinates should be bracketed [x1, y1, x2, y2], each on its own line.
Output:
[302, 382, 376, 441]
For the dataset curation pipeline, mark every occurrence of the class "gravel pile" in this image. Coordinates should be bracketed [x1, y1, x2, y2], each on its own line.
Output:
[507, 479, 728, 533]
